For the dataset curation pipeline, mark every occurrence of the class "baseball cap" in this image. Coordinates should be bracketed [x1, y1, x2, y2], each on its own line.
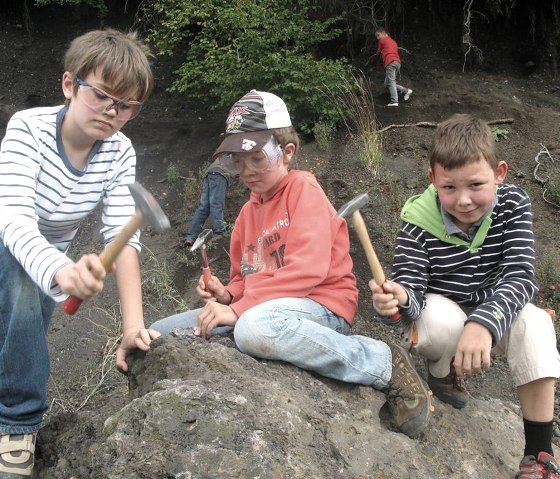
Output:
[213, 90, 292, 158]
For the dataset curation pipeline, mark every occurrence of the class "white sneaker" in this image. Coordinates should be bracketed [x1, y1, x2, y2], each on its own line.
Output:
[404, 89, 413, 101]
[387, 102, 399, 107]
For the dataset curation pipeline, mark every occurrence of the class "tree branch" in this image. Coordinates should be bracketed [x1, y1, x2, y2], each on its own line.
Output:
[377, 118, 514, 133]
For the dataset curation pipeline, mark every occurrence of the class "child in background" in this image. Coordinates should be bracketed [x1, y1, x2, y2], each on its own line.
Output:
[370, 113, 560, 478]
[0, 29, 159, 477]
[151, 89, 433, 440]
[182, 156, 236, 248]
[374, 26, 413, 107]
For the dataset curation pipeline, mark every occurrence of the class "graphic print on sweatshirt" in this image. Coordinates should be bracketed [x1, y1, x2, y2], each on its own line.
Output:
[240, 211, 289, 277]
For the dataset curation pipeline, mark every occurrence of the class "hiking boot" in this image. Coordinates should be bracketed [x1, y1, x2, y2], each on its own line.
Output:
[516, 452, 560, 478]
[387, 102, 399, 107]
[404, 89, 413, 101]
[383, 343, 433, 438]
[427, 363, 469, 409]
[0, 433, 36, 477]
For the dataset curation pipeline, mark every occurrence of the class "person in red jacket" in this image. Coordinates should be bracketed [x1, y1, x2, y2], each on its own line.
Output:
[375, 27, 413, 107]
[150, 90, 433, 438]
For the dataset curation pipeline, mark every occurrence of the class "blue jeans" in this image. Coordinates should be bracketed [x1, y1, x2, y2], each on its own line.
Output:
[0, 241, 55, 433]
[150, 297, 392, 389]
[185, 173, 228, 242]
[384, 61, 408, 103]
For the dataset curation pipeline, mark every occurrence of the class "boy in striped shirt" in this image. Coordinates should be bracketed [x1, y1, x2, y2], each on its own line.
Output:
[370, 114, 560, 478]
[0, 29, 159, 477]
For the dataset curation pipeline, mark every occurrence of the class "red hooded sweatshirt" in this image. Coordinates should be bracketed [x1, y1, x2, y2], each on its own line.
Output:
[226, 169, 358, 325]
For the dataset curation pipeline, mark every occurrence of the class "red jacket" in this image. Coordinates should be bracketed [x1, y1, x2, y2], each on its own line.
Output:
[377, 35, 401, 68]
[226, 170, 358, 325]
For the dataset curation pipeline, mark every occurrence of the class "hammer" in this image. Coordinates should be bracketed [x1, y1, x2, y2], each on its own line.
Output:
[190, 228, 213, 288]
[335, 193, 400, 321]
[63, 182, 171, 315]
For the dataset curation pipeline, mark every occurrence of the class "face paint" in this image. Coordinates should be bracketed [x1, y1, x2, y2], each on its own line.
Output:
[261, 136, 284, 166]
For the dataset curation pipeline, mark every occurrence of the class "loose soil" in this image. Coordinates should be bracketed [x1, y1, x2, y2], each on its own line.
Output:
[1, 4, 560, 467]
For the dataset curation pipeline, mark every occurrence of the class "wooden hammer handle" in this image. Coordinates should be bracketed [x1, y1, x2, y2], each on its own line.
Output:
[351, 210, 401, 321]
[63, 212, 144, 315]
[351, 210, 386, 284]
[98, 212, 144, 270]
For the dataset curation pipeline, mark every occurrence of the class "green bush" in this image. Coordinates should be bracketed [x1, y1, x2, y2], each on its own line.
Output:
[140, 0, 353, 132]
[34, 0, 107, 16]
[491, 127, 509, 142]
[313, 120, 335, 149]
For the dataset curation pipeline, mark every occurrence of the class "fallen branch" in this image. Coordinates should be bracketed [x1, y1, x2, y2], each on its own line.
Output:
[487, 118, 515, 125]
[377, 121, 436, 133]
[377, 118, 514, 134]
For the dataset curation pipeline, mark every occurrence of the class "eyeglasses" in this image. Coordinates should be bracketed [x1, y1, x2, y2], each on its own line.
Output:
[75, 76, 143, 120]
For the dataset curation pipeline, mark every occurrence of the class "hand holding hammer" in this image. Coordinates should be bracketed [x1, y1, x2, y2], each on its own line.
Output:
[63, 182, 170, 315]
[335, 193, 401, 322]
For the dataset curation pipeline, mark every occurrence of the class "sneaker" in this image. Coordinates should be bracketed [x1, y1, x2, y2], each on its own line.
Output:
[387, 102, 399, 107]
[0, 433, 36, 477]
[383, 343, 433, 438]
[404, 89, 413, 101]
[182, 238, 194, 248]
[516, 452, 560, 478]
[427, 363, 469, 409]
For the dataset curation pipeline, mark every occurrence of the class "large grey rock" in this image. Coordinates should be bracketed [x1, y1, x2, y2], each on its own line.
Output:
[36, 335, 548, 478]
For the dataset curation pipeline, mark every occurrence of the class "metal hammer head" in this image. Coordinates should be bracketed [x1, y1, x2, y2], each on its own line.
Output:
[128, 182, 171, 233]
[191, 228, 213, 252]
[335, 193, 370, 219]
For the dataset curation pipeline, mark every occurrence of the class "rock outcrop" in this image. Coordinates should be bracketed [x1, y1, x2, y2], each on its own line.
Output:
[37, 335, 553, 478]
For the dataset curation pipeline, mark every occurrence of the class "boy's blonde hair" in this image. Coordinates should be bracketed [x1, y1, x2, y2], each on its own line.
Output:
[64, 28, 154, 102]
[274, 126, 300, 153]
[429, 113, 497, 170]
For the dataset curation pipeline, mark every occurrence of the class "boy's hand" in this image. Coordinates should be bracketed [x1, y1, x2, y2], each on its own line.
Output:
[116, 327, 161, 373]
[196, 275, 232, 305]
[55, 254, 108, 299]
[194, 301, 238, 339]
[369, 279, 408, 317]
[453, 322, 492, 377]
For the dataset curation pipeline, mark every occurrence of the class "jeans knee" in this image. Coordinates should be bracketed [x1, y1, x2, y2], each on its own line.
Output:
[234, 313, 279, 359]
[234, 314, 258, 354]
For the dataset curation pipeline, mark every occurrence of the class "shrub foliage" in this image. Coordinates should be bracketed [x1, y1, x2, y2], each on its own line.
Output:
[140, 0, 353, 132]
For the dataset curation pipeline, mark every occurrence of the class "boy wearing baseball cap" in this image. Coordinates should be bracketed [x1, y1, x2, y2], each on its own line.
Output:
[151, 90, 433, 438]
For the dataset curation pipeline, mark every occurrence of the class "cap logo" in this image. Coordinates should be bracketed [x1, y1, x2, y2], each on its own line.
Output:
[226, 106, 248, 133]
[241, 139, 257, 151]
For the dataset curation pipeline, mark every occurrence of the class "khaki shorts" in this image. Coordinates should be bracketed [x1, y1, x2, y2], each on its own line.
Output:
[401, 293, 560, 386]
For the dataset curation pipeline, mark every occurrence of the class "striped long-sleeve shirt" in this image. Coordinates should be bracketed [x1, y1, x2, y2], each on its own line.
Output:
[389, 183, 538, 344]
[0, 106, 140, 301]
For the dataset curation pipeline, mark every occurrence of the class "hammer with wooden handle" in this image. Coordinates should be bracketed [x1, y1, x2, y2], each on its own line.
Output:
[63, 182, 170, 315]
[335, 192, 400, 321]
